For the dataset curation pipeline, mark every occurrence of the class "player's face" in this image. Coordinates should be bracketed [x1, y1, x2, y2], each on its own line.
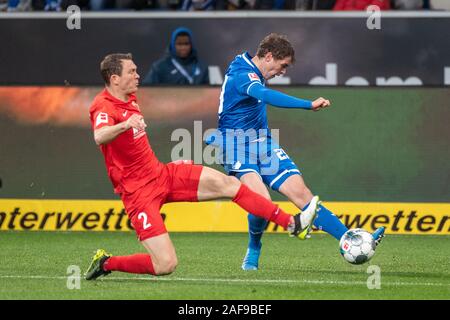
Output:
[118, 59, 140, 94]
[264, 54, 292, 80]
[175, 35, 192, 59]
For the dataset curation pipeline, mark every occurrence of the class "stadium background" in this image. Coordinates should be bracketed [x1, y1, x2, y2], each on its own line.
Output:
[0, 14, 449, 235]
[0, 10, 449, 301]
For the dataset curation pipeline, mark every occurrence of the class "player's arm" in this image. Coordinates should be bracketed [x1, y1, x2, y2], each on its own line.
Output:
[94, 114, 146, 145]
[247, 82, 330, 111]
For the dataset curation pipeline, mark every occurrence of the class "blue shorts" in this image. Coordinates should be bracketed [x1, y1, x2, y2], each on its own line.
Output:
[218, 135, 302, 191]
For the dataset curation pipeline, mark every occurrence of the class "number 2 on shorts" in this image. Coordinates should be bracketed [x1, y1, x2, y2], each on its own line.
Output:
[138, 212, 152, 230]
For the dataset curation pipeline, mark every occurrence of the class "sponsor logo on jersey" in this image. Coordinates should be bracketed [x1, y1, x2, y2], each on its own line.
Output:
[248, 73, 260, 82]
[95, 112, 108, 127]
[132, 127, 146, 140]
[232, 161, 242, 170]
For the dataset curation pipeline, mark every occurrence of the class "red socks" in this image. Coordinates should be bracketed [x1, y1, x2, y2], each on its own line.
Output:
[232, 184, 292, 229]
[103, 254, 155, 275]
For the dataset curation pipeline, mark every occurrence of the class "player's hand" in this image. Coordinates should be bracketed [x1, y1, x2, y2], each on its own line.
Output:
[311, 97, 331, 111]
[125, 113, 147, 130]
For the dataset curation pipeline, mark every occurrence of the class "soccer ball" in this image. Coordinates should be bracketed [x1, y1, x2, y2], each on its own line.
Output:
[339, 228, 376, 265]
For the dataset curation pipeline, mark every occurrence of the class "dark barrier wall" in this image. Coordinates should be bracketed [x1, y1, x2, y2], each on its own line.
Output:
[1, 14, 450, 86]
[0, 86, 448, 202]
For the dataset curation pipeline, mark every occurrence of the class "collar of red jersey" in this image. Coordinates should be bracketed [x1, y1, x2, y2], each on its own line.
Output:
[102, 88, 139, 111]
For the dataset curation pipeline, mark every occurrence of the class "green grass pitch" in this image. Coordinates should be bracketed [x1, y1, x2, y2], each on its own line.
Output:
[0, 231, 449, 300]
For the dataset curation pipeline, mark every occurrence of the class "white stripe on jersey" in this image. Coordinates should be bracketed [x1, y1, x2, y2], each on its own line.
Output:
[218, 74, 229, 115]
[269, 169, 301, 188]
[242, 54, 254, 68]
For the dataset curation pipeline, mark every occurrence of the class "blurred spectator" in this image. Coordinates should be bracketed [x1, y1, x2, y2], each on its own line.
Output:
[181, 0, 215, 10]
[0, 0, 7, 10]
[89, 0, 115, 10]
[142, 27, 209, 85]
[30, 0, 44, 9]
[6, 0, 32, 10]
[430, 0, 450, 10]
[311, 0, 336, 9]
[392, 0, 424, 9]
[158, 0, 182, 9]
[114, 0, 159, 9]
[44, 0, 61, 10]
[334, 0, 391, 10]
[60, 0, 90, 10]
[217, 0, 256, 9]
[88, 0, 159, 10]
[254, 0, 272, 9]
[283, 0, 336, 10]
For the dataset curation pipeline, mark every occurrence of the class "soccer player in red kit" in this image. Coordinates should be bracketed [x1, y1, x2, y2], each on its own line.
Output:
[84, 53, 320, 280]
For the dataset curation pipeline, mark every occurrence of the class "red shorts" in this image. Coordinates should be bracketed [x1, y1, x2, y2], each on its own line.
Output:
[120, 161, 203, 241]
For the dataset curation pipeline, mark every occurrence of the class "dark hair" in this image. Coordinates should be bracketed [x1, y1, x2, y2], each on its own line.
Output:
[256, 33, 295, 63]
[100, 53, 133, 85]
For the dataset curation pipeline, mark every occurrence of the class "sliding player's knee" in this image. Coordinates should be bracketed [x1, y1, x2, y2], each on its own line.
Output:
[221, 175, 241, 197]
[154, 255, 178, 275]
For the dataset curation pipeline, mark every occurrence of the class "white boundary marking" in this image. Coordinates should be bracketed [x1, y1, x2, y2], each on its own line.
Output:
[0, 275, 449, 287]
[1, 11, 450, 19]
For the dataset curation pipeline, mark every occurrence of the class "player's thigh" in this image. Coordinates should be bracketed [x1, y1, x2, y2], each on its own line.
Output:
[122, 187, 168, 241]
[197, 166, 241, 201]
[141, 233, 177, 272]
[128, 202, 168, 241]
[239, 172, 271, 200]
[165, 161, 203, 203]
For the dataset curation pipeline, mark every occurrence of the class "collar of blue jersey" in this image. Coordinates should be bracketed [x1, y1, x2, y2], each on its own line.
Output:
[242, 52, 264, 81]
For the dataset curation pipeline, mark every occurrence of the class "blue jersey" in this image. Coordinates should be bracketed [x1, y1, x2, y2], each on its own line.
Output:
[218, 52, 269, 133]
[210, 51, 313, 191]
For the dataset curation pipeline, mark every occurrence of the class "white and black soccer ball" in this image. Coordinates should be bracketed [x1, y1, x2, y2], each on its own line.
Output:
[339, 228, 376, 265]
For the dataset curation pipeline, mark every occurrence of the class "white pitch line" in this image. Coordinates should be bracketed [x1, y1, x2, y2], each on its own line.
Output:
[0, 275, 449, 288]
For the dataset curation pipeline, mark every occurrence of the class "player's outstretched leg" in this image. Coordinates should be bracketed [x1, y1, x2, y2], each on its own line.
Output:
[289, 195, 320, 239]
[280, 175, 348, 240]
[239, 173, 270, 271]
[372, 226, 385, 246]
[197, 167, 318, 238]
[85, 249, 112, 280]
[242, 214, 268, 270]
[313, 204, 348, 240]
[242, 194, 320, 271]
[85, 234, 172, 280]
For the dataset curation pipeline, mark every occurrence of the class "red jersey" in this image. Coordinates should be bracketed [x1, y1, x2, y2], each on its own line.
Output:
[89, 89, 165, 194]
[333, 0, 390, 10]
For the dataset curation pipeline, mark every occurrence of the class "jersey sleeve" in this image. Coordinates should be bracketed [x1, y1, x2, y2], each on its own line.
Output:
[90, 102, 117, 130]
[247, 84, 313, 110]
[234, 71, 263, 96]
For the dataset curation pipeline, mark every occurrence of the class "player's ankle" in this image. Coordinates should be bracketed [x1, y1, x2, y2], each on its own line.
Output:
[286, 216, 295, 232]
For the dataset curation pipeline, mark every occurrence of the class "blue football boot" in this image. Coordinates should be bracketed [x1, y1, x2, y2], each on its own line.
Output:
[372, 227, 385, 246]
[241, 244, 262, 271]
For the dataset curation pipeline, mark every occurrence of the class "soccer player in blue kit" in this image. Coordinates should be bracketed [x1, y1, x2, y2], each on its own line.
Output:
[208, 33, 385, 270]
